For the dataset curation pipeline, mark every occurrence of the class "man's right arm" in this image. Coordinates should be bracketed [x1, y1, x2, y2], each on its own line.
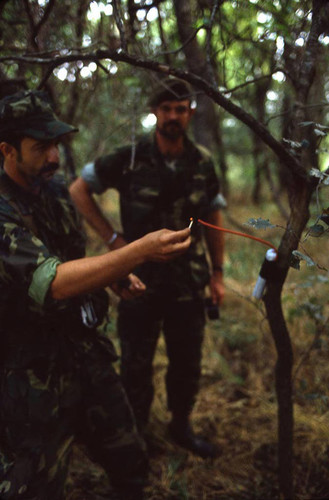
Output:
[69, 177, 125, 249]
[0, 203, 191, 307]
[51, 228, 191, 300]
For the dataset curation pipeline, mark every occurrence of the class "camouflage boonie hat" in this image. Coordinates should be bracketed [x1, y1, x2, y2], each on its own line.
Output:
[149, 77, 194, 107]
[0, 90, 78, 140]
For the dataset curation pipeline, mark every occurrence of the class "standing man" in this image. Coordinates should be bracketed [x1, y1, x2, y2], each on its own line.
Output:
[0, 89, 191, 500]
[69, 78, 225, 458]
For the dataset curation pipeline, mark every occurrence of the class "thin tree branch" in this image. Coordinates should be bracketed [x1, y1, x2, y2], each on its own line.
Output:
[205, 0, 221, 87]
[0, 48, 309, 181]
[37, 64, 56, 89]
[35, 0, 56, 33]
[155, 25, 205, 57]
[223, 73, 273, 95]
[23, 0, 38, 50]
[112, 0, 128, 52]
[156, 6, 171, 65]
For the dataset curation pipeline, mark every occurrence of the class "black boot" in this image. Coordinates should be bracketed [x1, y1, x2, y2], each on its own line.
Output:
[113, 485, 145, 500]
[168, 418, 220, 459]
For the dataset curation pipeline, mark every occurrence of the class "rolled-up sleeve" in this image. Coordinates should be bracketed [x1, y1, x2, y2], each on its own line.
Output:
[81, 161, 105, 194]
[210, 192, 227, 210]
[0, 215, 62, 307]
[28, 256, 61, 305]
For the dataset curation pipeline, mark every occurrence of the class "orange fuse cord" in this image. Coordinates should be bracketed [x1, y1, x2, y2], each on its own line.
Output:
[194, 218, 277, 252]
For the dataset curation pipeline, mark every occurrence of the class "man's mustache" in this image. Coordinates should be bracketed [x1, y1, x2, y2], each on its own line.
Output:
[163, 120, 182, 129]
[38, 162, 60, 176]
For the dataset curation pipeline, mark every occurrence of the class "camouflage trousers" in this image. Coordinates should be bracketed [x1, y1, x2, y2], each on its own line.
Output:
[118, 293, 205, 428]
[0, 330, 148, 500]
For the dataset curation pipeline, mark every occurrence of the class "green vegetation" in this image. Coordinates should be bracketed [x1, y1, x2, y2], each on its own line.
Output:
[67, 188, 329, 500]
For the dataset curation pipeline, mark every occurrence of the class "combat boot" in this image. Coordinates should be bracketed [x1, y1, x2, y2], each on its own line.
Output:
[113, 485, 145, 500]
[168, 416, 220, 459]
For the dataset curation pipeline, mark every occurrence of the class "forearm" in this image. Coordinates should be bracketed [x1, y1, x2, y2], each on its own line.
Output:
[204, 210, 224, 271]
[50, 227, 191, 300]
[204, 210, 225, 305]
[51, 239, 146, 300]
[69, 177, 116, 243]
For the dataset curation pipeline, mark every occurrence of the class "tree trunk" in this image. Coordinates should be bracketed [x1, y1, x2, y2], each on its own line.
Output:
[263, 176, 314, 499]
[263, 282, 293, 499]
[173, 0, 229, 193]
[262, 3, 329, 496]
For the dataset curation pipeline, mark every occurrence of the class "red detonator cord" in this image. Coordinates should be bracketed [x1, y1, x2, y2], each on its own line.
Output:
[192, 218, 277, 252]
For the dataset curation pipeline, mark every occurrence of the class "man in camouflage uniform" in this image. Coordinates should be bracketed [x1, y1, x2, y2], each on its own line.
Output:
[69, 78, 225, 458]
[0, 89, 191, 500]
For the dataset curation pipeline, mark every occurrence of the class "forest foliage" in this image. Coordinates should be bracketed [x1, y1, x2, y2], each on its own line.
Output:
[2, 0, 328, 189]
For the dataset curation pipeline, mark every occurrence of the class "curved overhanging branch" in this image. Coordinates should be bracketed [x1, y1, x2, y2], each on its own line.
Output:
[0, 49, 307, 180]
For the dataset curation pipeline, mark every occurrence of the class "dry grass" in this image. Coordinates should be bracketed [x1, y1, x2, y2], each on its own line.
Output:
[67, 189, 329, 499]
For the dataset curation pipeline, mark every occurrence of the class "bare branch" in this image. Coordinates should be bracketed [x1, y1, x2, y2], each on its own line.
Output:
[223, 73, 273, 95]
[23, 0, 38, 50]
[156, 6, 171, 65]
[37, 64, 56, 89]
[35, 0, 56, 33]
[112, 0, 128, 52]
[0, 48, 309, 181]
[22, 0, 56, 50]
[205, 0, 221, 87]
[156, 25, 205, 57]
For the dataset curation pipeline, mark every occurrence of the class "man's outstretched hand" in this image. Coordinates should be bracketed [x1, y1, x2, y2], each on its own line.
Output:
[109, 227, 191, 299]
[138, 227, 191, 262]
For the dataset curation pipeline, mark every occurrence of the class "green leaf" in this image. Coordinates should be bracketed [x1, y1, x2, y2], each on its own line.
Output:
[283, 138, 302, 149]
[309, 168, 329, 184]
[314, 129, 327, 137]
[308, 224, 325, 237]
[314, 123, 329, 130]
[245, 218, 276, 229]
[292, 250, 315, 267]
[290, 253, 301, 270]
[320, 214, 329, 226]
[299, 121, 329, 130]
[309, 168, 324, 178]
[299, 121, 316, 127]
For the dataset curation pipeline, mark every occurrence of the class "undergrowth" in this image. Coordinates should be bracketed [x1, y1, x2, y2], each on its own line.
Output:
[67, 189, 329, 500]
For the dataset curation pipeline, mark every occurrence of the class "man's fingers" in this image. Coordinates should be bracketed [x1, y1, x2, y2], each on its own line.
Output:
[164, 227, 191, 244]
[127, 273, 146, 292]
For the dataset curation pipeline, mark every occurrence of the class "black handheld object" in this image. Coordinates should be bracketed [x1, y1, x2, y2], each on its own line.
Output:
[118, 277, 131, 290]
[204, 297, 220, 320]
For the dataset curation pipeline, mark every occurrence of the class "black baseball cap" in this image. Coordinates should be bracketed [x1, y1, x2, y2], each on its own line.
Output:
[149, 77, 194, 107]
[0, 90, 78, 140]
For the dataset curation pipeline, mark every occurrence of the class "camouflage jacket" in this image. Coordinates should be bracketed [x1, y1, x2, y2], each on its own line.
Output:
[0, 170, 109, 366]
[83, 135, 223, 297]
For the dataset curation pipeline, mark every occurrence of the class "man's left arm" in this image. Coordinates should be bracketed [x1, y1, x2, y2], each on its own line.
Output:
[204, 209, 224, 306]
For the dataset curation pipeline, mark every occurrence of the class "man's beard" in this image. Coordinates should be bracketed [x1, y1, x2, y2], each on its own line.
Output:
[18, 158, 59, 193]
[16, 150, 59, 183]
[37, 162, 60, 179]
[157, 121, 185, 141]
[27, 162, 60, 193]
